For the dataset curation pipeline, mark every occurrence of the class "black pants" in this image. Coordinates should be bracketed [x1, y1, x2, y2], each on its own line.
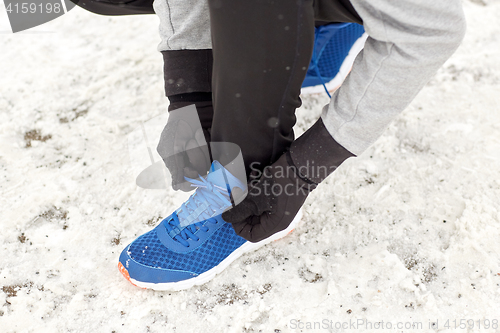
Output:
[207, 0, 361, 173]
[76, 0, 361, 173]
[70, 0, 155, 15]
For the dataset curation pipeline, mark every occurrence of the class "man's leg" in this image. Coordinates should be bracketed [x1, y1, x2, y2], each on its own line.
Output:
[208, 0, 313, 174]
[207, 0, 361, 174]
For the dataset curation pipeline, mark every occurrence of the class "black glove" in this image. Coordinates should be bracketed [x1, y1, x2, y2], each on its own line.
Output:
[222, 118, 355, 242]
[157, 100, 213, 191]
[223, 151, 315, 242]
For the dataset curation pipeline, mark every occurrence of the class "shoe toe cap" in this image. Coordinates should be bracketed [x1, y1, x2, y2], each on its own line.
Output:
[118, 245, 197, 285]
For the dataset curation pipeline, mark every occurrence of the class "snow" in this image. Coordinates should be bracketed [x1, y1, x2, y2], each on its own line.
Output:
[1, 1, 500, 332]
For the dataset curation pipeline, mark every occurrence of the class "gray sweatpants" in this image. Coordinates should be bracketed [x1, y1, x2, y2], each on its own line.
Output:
[153, 0, 466, 156]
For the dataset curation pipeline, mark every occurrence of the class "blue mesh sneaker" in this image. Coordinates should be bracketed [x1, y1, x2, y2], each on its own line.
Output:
[302, 22, 366, 96]
[118, 161, 302, 290]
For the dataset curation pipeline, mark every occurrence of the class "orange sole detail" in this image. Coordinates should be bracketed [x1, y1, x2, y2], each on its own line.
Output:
[274, 228, 295, 242]
[118, 262, 146, 289]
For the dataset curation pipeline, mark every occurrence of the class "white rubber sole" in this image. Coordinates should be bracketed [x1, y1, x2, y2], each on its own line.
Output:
[128, 209, 303, 291]
[300, 33, 368, 95]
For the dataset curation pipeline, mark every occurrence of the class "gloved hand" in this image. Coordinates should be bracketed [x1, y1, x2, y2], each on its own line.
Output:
[157, 103, 212, 191]
[222, 118, 355, 242]
[222, 151, 315, 242]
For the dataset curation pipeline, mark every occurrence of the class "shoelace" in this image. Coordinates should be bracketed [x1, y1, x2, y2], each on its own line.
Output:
[162, 175, 232, 247]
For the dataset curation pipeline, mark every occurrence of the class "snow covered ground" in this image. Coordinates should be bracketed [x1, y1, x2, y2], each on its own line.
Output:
[1, 1, 499, 332]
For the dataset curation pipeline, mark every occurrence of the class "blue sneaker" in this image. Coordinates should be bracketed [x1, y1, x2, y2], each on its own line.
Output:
[302, 22, 366, 96]
[118, 161, 302, 290]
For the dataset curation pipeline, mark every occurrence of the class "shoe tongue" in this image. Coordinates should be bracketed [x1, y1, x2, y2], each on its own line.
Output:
[206, 160, 245, 192]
